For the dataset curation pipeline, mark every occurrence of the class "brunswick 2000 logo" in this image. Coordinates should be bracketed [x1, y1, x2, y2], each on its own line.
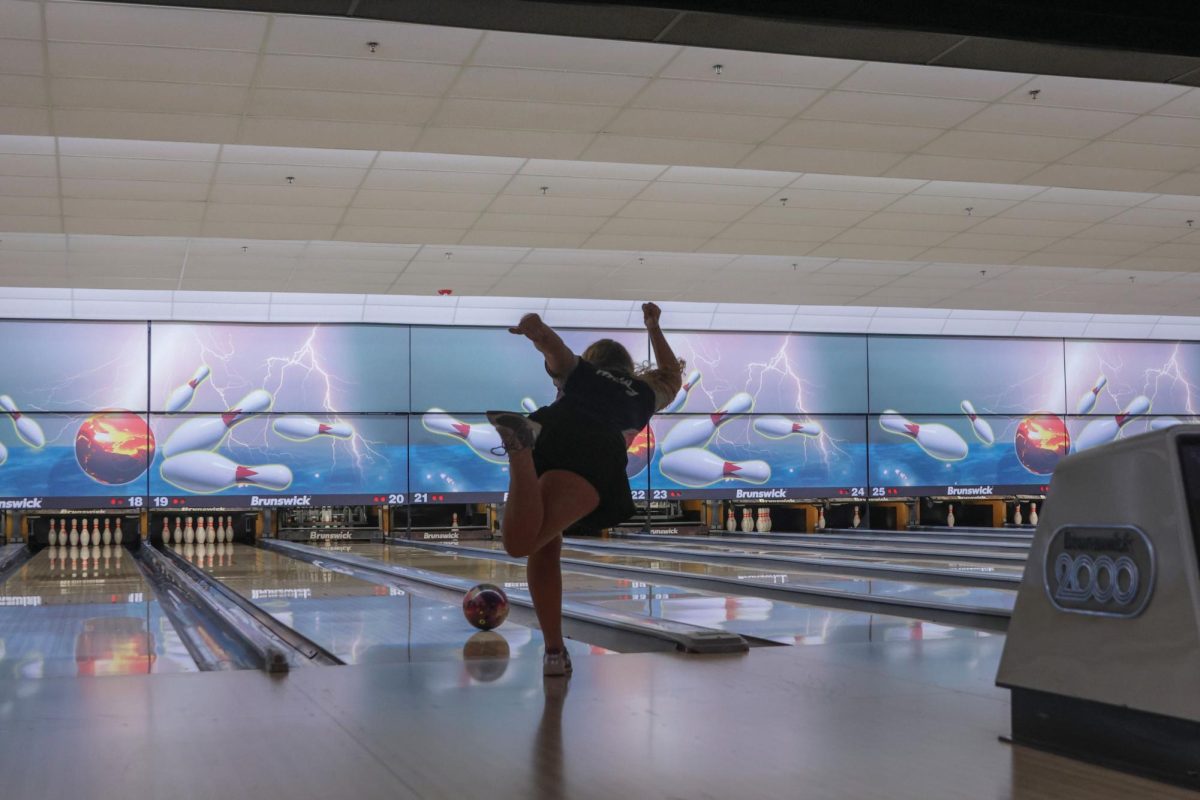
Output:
[1043, 525, 1155, 617]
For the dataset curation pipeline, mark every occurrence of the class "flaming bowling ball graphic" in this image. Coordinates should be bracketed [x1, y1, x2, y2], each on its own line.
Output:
[626, 425, 654, 478]
[1014, 413, 1070, 475]
[76, 411, 155, 485]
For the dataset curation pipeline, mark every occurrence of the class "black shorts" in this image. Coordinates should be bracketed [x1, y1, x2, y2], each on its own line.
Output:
[529, 406, 634, 530]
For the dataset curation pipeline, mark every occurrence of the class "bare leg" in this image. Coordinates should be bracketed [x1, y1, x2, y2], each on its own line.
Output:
[500, 449, 544, 558]
[527, 535, 564, 651]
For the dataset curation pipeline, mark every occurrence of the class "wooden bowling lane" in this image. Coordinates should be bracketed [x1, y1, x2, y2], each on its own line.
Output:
[351, 543, 999, 646]
[181, 543, 600, 666]
[0, 547, 198, 678]
[712, 529, 1034, 548]
[613, 532, 1028, 563]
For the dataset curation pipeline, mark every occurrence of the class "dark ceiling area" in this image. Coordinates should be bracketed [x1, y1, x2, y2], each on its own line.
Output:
[101, 0, 1200, 84]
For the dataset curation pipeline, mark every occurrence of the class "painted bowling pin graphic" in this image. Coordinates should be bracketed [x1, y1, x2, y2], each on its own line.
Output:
[165, 365, 211, 413]
[879, 410, 968, 461]
[0, 395, 45, 448]
[1150, 417, 1182, 431]
[661, 392, 753, 454]
[273, 416, 353, 441]
[163, 389, 273, 457]
[661, 447, 769, 488]
[162, 451, 293, 493]
[753, 416, 822, 439]
[1074, 395, 1150, 452]
[661, 370, 702, 414]
[1076, 375, 1107, 415]
[0, 441, 6, 466]
[422, 409, 505, 464]
[960, 400, 994, 446]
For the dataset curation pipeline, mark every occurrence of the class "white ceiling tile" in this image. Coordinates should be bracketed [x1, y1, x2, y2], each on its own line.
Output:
[58, 138, 218, 160]
[488, 195, 626, 216]
[0, 175, 55, 196]
[859, 212, 980, 232]
[920, 130, 1085, 161]
[1028, 187, 1155, 206]
[1, 0, 42, 39]
[940, 232, 1057, 250]
[0, 106, 51, 135]
[967, 217, 1091, 237]
[1143, 194, 1200, 212]
[248, 88, 441, 125]
[1149, 173, 1200, 195]
[240, 117, 421, 151]
[806, 243, 928, 260]
[1079, 223, 1182, 242]
[0, 195, 58, 215]
[219, 145, 375, 168]
[581, 134, 755, 167]
[471, 31, 677, 75]
[50, 77, 248, 115]
[341, 208, 479, 228]
[459, 230, 589, 248]
[200, 221, 336, 240]
[738, 146, 905, 176]
[451, 67, 649, 105]
[204, 203, 344, 224]
[1042, 238, 1148, 256]
[63, 197, 203, 221]
[208, 184, 356, 207]
[768, 119, 941, 151]
[840, 62, 1030, 99]
[354, 189, 495, 212]
[618, 200, 748, 222]
[375, 152, 523, 173]
[58, 156, 213, 182]
[64, 217, 197, 236]
[914, 181, 1044, 200]
[999, 76, 1188, 113]
[522, 249, 632, 267]
[53, 108, 241, 142]
[604, 108, 786, 143]
[504, 174, 647, 199]
[473, 213, 603, 233]
[633, 78, 820, 117]
[46, 2, 267, 49]
[635, 182, 775, 205]
[831, 227, 952, 247]
[0, 74, 47, 105]
[657, 166, 795, 186]
[1104, 207, 1198, 227]
[597, 217, 716, 238]
[0, 153, 55, 177]
[48, 42, 258, 84]
[960, 104, 1134, 138]
[802, 91, 986, 127]
[432, 98, 617, 132]
[660, 48, 862, 88]
[884, 154, 1044, 183]
[739, 207, 873, 226]
[521, 159, 663, 180]
[1022, 165, 1175, 192]
[790, 174, 926, 193]
[1106, 115, 1200, 147]
[363, 168, 511, 193]
[214, 162, 366, 188]
[0, 135, 54, 155]
[916, 247, 1026, 264]
[584, 234, 709, 252]
[265, 17, 482, 62]
[1058, 141, 1200, 171]
[1154, 88, 1200, 119]
[256, 54, 459, 94]
[414, 127, 592, 160]
[0, 38, 44, 74]
[335, 226, 466, 244]
[1013, 252, 1124, 268]
[883, 195, 1017, 216]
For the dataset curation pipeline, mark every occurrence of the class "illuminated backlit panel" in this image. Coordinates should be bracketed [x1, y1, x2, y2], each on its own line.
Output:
[0, 321, 149, 414]
[647, 414, 868, 501]
[0, 413, 150, 509]
[408, 411, 508, 504]
[1066, 339, 1200, 418]
[869, 336, 1066, 416]
[147, 413, 406, 509]
[868, 413, 1060, 497]
[410, 327, 648, 414]
[660, 332, 867, 415]
[149, 323, 409, 414]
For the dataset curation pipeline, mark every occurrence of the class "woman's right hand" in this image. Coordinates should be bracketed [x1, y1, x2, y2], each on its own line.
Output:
[509, 313, 546, 339]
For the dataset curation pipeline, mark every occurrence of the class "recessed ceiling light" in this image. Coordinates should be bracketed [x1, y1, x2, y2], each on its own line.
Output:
[366, 41, 379, 54]
[285, 176, 295, 184]
[712, 64, 723, 76]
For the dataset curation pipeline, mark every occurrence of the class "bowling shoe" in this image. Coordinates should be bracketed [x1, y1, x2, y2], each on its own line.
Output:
[543, 648, 572, 678]
[485, 411, 541, 455]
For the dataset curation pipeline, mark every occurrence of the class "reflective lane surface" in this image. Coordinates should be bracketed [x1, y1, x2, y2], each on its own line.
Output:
[185, 543, 605, 667]
[587, 538, 1026, 574]
[353, 542, 998, 646]
[0, 546, 196, 679]
[695, 531, 1032, 549]
[612, 533, 1027, 563]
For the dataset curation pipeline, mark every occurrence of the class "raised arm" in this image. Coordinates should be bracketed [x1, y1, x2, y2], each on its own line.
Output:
[642, 302, 683, 407]
[509, 313, 577, 379]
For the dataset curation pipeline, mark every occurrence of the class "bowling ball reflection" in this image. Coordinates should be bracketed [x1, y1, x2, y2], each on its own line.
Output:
[1015, 413, 1070, 475]
[76, 617, 155, 676]
[462, 631, 511, 682]
[626, 425, 654, 479]
[76, 411, 154, 485]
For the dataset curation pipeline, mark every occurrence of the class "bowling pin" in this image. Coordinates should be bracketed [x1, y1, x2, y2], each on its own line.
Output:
[162, 451, 293, 493]
[816, 507, 826, 530]
[422, 409, 505, 464]
[0, 394, 45, 448]
[162, 389, 273, 458]
[214, 516, 223, 543]
[225, 517, 235, 543]
[162, 519, 171, 545]
[725, 506, 737, 532]
[661, 370, 702, 414]
[184, 517, 194, 544]
[661, 447, 770, 488]
[520, 397, 539, 414]
[173, 517, 182, 545]
[851, 506, 861, 529]
[1151, 417, 1182, 431]
[451, 512, 459, 532]
[661, 392, 754, 454]
[195, 517, 206, 544]
[208, 516, 217, 544]
[1030, 503, 1039, 525]
[761, 507, 771, 533]
[1076, 375, 1108, 415]
[1074, 395, 1151, 452]
[102, 518, 112, 546]
[946, 505, 955, 528]
[113, 519, 123, 546]
[740, 507, 754, 532]
[80, 519, 90, 547]
[47, 519, 57, 547]
[960, 400, 994, 446]
[272, 416, 353, 441]
[69, 518, 79, 547]
[753, 416, 822, 439]
[879, 410, 968, 461]
[165, 365, 211, 413]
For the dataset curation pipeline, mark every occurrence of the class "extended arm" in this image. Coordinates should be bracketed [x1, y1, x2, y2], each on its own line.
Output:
[509, 313, 577, 379]
[642, 302, 683, 407]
